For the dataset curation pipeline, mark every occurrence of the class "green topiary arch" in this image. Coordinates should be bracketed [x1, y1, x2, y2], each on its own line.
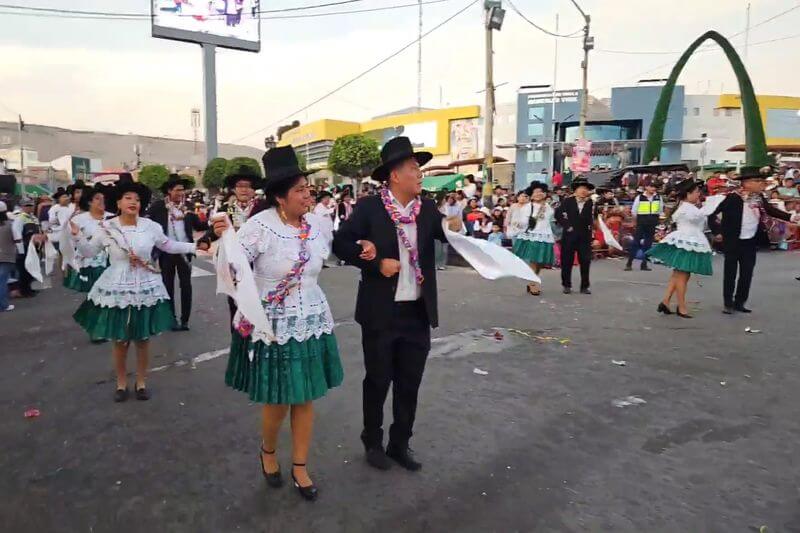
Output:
[643, 30, 769, 168]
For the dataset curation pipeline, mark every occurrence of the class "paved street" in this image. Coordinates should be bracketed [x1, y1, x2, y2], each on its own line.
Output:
[1, 253, 799, 532]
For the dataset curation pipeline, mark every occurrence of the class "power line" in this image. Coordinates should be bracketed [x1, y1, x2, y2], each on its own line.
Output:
[597, 32, 800, 54]
[505, 0, 582, 38]
[229, 0, 479, 144]
[0, 1, 366, 18]
[0, 1, 449, 21]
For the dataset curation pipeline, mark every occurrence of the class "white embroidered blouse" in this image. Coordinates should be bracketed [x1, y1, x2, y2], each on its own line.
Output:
[507, 202, 555, 243]
[77, 217, 195, 308]
[660, 195, 725, 253]
[236, 208, 334, 345]
[71, 211, 113, 268]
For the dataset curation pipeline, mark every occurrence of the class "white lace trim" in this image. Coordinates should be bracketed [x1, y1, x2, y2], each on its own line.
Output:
[516, 231, 555, 243]
[87, 271, 170, 308]
[660, 233, 713, 253]
[268, 309, 335, 345]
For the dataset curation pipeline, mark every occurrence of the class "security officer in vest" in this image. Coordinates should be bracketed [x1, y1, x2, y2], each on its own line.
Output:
[625, 182, 663, 271]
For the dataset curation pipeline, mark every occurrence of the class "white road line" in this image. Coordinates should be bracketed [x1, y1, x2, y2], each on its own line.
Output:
[151, 347, 229, 373]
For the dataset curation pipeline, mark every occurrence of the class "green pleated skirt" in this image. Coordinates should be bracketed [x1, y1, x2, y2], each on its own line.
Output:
[225, 332, 343, 405]
[73, 299, 176, 341]
[513, 239, 555, 265]
[647, 243, 713, 275]
[63, 265, 107, 293]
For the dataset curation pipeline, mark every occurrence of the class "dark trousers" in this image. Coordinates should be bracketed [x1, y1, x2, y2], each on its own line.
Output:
[159, 253, 192, 324]
[628, 224, 657, 267]
[15, 253, 34, 295]
[560, 236, 592, 290]
[361, 300, 431, 450]
[723, 238, 758, 307]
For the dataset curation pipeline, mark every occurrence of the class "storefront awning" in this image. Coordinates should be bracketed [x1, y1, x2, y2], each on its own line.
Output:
[422, 173, 465, 192]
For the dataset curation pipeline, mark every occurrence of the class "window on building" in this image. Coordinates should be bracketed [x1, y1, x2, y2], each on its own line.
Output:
[725, 108, 733, 117]
[713, 108, 720, 117]
[528, 106, 545, 121]
[527, 123, 544, 137]
[527, 150, 544, 163]
[693, 107, 700, 116]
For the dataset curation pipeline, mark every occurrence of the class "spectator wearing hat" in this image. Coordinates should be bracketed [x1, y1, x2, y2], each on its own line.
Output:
[0, 201, 16, 311]
[147, 174, 208, 331]
[509, 181, 555, 295]
[210, 145, 343, 502]
[63, 185, 114, 295]
[48, 187, 73, 248]
[313, 190, 335, 222]
[708, 167, 799, 314]
[625, 181, 663, 271]
[555, 178, 595, 294]
[12, 197, 42, 298]
[333, 136, 463, 473]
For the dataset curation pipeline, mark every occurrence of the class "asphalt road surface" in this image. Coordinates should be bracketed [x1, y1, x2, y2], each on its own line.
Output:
[1, 252, 799, 533]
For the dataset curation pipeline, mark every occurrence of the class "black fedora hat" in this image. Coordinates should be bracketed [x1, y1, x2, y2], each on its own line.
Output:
[525, 181, 549, 195]
[225, 163, 264, 189]
[570, 178, 595, 191]
[111, 179, 152, 210]
[738, 166, 769, 181]
[675, 178, 702, 196]
[78, 183, 111, 211]
[261, 146, 310, 191]
[160, 173, 192, 193]
[372, 136, 433, 181]
[52, 187, 68, 200]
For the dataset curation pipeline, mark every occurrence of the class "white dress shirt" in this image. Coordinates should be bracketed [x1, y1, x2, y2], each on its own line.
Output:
[166, 203, 189, 243]
[390, 192, 423, 302]
[740, 200, 760, 240]
[48, 203, 74, 234]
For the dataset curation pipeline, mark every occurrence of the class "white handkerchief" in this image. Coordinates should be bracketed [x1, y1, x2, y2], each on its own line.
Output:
[597, 215, 623, 251]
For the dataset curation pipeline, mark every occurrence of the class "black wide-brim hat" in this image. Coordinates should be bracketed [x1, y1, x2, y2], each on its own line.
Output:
[261, 145, 311, 190]
[525, 180, 549, 195]
[160, 173, 192, 193]
[111, 180, 152, 210]
[738, 166, 769, 181]
[78, 183, 112, 211]
[372, 136, 433, 181]
[225, 163, 265, 189]
[570, 178, 595, 191]
[52, 187, 68, 200]
[675, 178, 702, 195]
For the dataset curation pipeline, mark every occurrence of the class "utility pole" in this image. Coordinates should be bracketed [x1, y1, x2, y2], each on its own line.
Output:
[17, 115, 24, 173]
[202, 44, 218, 162]
[549, 13, 559, 180]
[484, 1, 505, 185]
[417, 0, 423, 108]
[744, 2, 751, 65]
[570, 0, 592, 139]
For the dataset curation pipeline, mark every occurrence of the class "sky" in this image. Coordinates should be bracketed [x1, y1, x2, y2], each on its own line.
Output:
[1, 0, 798, 148]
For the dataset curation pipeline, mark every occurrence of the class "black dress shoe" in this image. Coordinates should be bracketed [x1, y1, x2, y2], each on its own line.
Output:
[623, 265, 633, 271]
[259, 445, 283, 488]
[365, 447, 392, 471]
[562, 287, 572, 294]
[657, 302, 673, 315]
[580, 288, 592, 295]
[734, 305, 752, 313]
[676, 310, 693, 319]
[641, 265, 652, 271]
[135, 386, 150, 401]
[722, 306, 734, 315]
[291, 464, 318, 501]
[113, 387, 129, 403]
[386, 445, 422, 472]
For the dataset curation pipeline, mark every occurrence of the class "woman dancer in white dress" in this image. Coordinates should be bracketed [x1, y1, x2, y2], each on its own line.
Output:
[648, 179, 725, 318]
[508, 182, 556, 295]
[73, 181, 208, 401]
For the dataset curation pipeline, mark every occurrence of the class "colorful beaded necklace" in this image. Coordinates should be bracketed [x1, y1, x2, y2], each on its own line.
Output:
[380, 187, 423, 285]
[264, 213, 311, 307]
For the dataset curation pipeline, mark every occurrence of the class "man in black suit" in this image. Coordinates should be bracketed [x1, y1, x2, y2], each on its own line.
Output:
[709, 167, 797, 314]
[555, 178, 595, 294]
[147, 174, 208, 331]
[333, 136, 461, 473]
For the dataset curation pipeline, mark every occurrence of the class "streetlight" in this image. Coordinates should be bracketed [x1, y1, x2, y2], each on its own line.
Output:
[483, 0, 504, 185]
[569, 0, 592, 139]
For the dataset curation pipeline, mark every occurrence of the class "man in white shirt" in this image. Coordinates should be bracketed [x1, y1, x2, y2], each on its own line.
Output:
[312, 191, 335, 221]
[48, 188, 73, 250]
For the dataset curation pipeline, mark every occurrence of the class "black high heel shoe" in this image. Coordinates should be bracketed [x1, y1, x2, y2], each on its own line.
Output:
[291, 463, 318, 501]
[657, 302, 673, 315]
[259, 446, 283, 488]
[676, 310, 693, 319]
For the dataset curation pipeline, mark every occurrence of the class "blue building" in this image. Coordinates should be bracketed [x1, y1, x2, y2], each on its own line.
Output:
[513, 85, 686, 191]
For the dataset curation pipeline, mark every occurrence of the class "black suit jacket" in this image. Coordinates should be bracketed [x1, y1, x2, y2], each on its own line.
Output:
[708, 193, 791, 253]
[555, 196, 594, 242]
[332, 195, 446, 330]
[147, 199, 208, 257]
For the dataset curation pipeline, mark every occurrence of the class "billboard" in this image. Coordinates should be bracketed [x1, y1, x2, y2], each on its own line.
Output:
[570, 139, 591, 173]
[450, 119, 479, 160]
[152, 0, 261, 52]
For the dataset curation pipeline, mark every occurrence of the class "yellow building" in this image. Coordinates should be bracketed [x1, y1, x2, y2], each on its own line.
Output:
[278, 106, 482, 172]
[717, 93, 800, 146]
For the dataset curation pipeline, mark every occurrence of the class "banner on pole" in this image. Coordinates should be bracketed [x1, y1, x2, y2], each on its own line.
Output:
[570, 139, 591, 173]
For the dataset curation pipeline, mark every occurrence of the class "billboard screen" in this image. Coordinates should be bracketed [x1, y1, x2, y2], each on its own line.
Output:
[152, 0, 261, 52]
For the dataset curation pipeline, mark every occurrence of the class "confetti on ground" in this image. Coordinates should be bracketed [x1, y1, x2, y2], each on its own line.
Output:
[24, 408, 40, 419]
[473, 368, 489, 376]
[493, 331, 504, 341]
[745, 327, 762, 334]
[612, 396, 647, 408]
[611, 360, 627, 366]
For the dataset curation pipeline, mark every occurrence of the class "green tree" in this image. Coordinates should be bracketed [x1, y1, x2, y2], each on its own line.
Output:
[225, 157, 263, 180]
[137, 164, 170, 191]
[296, 151, 308, 172]
[327, 134, 381, 179]
[202, 157, 228, 190]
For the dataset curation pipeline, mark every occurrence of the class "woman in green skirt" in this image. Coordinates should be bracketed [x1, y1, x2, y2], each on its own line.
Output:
[508, 182, 555, 295]
[648, 179, 725, 318]
[211, 146, 343, 502]
[64, 184, 112, 293]
[73, 180, 209, 401]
